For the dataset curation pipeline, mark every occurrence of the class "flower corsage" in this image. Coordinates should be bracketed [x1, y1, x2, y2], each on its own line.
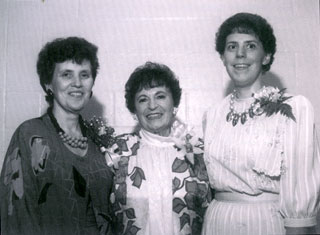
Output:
[170, 118, 203, 166]
[253, 86, 296, 121]
[227, 86, 296, 126]
[84, 117, 120, 168]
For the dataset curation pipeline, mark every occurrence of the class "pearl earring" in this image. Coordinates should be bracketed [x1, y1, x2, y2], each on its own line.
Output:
[173, 108, 178, 116]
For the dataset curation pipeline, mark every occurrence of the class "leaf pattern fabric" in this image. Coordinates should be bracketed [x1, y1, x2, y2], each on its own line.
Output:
[0, 114, 113, 235]
[110, 129, 211, 235]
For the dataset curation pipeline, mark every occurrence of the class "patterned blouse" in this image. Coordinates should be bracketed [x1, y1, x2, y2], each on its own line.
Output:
[109, 129, 212, 235]
[203, 94, 320, 227]
[0, 113, 114, 235]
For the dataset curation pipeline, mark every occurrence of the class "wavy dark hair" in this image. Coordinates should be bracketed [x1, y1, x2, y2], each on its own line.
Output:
[36, 37, 99, 105]
[125, 62, 182, 114]
[215, 12, 276, 72]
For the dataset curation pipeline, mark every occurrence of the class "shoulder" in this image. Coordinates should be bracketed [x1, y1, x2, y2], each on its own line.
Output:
[286, 94, 314, 116]
[203, 95, 229, 129]
[12, 115, 49, 140]
[204, 95, 229, 116]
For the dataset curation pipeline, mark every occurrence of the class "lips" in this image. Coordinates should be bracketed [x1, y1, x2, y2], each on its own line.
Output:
[146, 113, 163, 120]
[69, 91, 84, 97]
[233, 63, 250, 69]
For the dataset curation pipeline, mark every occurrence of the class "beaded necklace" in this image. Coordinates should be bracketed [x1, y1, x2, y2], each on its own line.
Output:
[226, 90, 257, 126]
[47, 108, 88, 149]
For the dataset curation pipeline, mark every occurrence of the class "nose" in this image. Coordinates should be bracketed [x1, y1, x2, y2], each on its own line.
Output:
[148, 98, 158, 110]
[72, 75, 82, 87]
[236, 46, 246, 58]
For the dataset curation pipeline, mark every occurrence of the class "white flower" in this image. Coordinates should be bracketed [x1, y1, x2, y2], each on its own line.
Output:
[98, 126, 106, 136]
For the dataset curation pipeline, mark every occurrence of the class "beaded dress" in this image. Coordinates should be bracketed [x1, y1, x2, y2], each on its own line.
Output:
[202, 93, 320, 235]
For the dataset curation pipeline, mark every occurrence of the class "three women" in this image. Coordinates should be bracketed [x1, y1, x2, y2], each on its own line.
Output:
[1, 12, 319, 235]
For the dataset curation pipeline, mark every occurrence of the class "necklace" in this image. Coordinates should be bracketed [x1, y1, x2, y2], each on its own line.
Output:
[226, 90, 257, 126]
[47, 108, 88, 149]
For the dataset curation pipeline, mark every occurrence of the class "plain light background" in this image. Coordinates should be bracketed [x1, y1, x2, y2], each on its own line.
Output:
[0, 0, 320, 232]
[0, 0, 319, 168]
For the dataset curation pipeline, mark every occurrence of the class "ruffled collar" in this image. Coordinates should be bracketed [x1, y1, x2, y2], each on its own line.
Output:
[140, 129, 175, 147]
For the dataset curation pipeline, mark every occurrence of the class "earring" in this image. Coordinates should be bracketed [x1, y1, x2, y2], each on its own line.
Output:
[47, 89, 54, 96]
[173, 108, 178, 116]
[132, 114, 138, 121]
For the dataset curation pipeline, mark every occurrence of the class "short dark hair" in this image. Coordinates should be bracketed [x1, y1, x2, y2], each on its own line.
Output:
[36, 37, 99, 105]
[125, 62, 182, 114]
[215, 12, 276, 72]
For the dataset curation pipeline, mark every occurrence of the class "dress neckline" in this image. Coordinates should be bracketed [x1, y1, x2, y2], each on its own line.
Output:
[140, 129, 175, 147]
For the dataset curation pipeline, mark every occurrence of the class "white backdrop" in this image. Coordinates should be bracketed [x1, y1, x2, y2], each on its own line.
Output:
[0, 0, 319, 169]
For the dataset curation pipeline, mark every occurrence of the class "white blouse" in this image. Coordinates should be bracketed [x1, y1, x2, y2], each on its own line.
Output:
[203, 94, 320, 227]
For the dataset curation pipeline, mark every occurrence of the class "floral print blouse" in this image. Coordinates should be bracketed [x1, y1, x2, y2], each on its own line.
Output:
[109, 129, 212, 235]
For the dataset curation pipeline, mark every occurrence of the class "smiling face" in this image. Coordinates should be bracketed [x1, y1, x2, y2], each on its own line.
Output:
[134, 86, 175, 137]
[221, 33, 271, 89]
[46, 59, 94, 115]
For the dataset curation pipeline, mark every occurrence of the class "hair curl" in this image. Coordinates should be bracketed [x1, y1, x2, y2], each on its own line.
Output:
[215, 12, 276, 72]
[36, 37, 99, 105]
[125, 62, 182, 114]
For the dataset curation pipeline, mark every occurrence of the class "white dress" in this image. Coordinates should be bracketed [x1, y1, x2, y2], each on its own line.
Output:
[202, 93, 320, 235]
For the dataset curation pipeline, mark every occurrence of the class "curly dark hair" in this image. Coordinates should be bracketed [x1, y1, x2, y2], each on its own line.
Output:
[125, 62, 182, 114]
[215, 12, 276, 72]
[36, 37, 99, 105]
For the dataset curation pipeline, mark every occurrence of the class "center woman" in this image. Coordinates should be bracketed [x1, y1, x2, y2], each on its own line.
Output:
[109, 62, 211, 235]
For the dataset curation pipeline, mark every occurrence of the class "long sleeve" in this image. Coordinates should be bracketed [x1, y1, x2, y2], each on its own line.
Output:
[280, 95, 320, 227]
[0, 123, 42, 235]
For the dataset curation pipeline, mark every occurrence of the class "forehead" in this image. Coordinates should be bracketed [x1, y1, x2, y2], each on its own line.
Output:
[54, 59, 92, 71]
[226, 33, 260, 43]
[135, 86, 171, 97]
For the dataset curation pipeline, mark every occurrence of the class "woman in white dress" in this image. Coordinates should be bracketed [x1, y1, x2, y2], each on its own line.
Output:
[202, 13, 320, 235]
[107, 62, 211, 235]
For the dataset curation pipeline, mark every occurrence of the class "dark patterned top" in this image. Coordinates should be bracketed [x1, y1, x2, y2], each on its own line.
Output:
[110, 129, 212, 235]
[0, 113, 114, 235]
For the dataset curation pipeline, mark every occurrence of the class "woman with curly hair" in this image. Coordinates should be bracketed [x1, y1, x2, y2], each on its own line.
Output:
[202, 13, 320, 235]
[0, 37, 113, 235]
[107, 62, 211, 235]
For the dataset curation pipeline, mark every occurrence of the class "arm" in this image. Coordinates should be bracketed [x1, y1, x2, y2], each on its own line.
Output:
[279, 96, 320, 234]
[0, 124, 42, 235]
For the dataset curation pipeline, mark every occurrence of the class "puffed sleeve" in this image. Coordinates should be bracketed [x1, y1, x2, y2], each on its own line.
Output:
[0, 122, 44, 235]
[280, 95, 320, 227]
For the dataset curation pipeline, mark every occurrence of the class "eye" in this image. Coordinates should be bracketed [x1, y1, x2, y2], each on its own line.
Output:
[247, 43, 257, 50]
[156, 94, 166, 100]
[61, 72, 73, 79]
[80, 72, 91, 79]
[226, 43, 237, 51]
[138, 97, 148, 103]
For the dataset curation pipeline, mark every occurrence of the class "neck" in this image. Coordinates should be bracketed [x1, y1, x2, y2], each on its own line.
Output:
[51, 106, 81, 135]
[153, 129, 170, 137]
[234, 77, 264, 99]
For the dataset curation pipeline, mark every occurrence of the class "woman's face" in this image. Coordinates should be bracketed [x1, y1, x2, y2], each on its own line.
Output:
[134, 86, 175, 137]
[221, 33, 270, 89]
[46, 59, 94, 114]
